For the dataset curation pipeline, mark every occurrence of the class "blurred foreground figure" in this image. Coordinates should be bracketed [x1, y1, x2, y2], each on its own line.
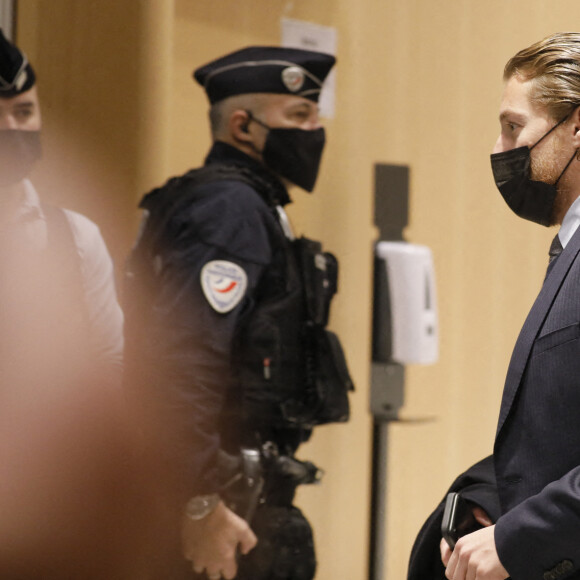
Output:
[0, 30, 162, 578]
[125, 46, 354, 579]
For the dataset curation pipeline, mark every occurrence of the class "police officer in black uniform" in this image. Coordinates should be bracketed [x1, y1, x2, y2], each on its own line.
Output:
[124, 46, 354, 580]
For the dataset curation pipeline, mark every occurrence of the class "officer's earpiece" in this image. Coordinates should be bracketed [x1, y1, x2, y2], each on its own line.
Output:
[241, 110, 253, 134]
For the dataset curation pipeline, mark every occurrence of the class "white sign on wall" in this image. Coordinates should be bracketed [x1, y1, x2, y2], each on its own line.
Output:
[281, 18, 337, 119]
[0, 0, 14, 39]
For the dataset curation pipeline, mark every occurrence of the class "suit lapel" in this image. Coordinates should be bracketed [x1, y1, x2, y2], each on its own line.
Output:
[496, 226, 580, 439]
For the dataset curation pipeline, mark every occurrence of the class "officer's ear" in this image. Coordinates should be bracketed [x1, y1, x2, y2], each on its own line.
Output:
[230, 110, 253, 144]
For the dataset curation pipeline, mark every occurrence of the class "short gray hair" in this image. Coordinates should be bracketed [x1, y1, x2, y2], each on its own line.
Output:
[208, 93, 269, 139]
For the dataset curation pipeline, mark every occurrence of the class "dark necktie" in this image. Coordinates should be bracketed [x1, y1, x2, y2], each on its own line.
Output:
[546, 233, 563, 278]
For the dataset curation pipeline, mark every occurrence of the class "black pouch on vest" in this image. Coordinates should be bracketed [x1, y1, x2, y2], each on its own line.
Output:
[281, 237, 354, 426]
[293, 237, 338, 327]
[282, 325, 354, 427]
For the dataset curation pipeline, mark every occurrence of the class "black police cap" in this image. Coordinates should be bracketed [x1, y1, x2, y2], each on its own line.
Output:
[193, 46, 335, 104]
[0, 29, 35, 97]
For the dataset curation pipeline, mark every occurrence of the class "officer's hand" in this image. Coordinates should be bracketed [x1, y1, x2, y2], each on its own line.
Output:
[182, 500, 257, 579]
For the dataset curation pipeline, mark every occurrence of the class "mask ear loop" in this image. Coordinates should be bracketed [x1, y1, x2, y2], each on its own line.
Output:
[242, 110, 269, 157]
[244, 110, 271, 131]
[529, 110, 572, 151]
[555, 147, 580, 186]
[552, 106, 580, 186]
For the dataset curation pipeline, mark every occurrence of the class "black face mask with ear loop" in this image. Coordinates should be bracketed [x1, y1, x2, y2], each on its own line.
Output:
[245, 111, 326, 193]
[0, 130, 42, 187]
[490, 111, 577, 226]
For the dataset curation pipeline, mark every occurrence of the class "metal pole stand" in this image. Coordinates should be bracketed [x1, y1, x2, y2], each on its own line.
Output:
[368, 362, 405, 580]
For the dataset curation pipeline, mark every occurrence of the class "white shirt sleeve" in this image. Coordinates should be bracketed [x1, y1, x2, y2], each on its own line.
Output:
[64, 210, 124, 382]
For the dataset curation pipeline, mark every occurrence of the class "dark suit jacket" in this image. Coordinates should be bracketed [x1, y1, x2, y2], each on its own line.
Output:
[493, 224, 580, 580]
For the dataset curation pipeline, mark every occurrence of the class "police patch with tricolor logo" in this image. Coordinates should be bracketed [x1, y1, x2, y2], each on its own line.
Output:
[201, 260, 248, 313]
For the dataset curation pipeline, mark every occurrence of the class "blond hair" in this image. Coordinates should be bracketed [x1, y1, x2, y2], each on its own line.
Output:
[505, 32, 580, 119]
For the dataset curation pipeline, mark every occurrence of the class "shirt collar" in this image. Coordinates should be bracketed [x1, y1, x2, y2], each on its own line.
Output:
[558, 194, 580, 248]
[0, 179, 43, 228]
[19, 179, 43, 221]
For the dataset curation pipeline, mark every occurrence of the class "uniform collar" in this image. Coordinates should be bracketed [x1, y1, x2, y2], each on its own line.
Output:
[204, 141, 291, 206]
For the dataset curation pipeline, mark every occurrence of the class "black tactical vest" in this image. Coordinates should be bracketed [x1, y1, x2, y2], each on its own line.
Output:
[128, 163, 353, 430]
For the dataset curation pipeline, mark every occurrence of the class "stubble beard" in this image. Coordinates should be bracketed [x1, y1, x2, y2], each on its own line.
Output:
[530, 143, 575, 226]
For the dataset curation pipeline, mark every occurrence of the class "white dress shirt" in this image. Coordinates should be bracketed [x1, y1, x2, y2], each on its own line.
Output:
[0, 179, 123, 378]
[557, 194, 580, 248]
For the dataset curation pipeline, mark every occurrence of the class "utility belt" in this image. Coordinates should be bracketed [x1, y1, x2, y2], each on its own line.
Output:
[219, 443, 323, 522]
[238, 236, 354, 429]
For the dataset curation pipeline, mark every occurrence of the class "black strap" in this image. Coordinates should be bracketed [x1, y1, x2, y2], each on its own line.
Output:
[41, 204, 88, 326]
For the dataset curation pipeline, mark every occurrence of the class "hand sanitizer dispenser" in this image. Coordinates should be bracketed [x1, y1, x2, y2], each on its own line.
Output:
[373, 241, 438, 365]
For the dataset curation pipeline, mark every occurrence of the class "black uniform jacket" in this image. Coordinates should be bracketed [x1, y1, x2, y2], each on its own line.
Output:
[125, 142, 304, 498]
[492, 224, 580, 580]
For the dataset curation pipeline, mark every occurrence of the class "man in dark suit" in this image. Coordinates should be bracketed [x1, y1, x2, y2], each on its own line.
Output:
[442, 33, 580, 580]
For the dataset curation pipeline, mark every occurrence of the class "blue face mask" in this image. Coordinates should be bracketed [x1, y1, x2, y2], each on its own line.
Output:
[246, 112, 326, 193]
[490, 113, 577, 226]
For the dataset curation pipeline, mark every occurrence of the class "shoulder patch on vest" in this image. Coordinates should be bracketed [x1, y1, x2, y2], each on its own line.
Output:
[201, 260, 247, 313]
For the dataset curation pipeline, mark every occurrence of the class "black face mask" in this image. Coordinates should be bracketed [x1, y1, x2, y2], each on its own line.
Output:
[247, 112, 326, 193]
[0, 130, 42, 187]
[490, 113, 576, 226]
